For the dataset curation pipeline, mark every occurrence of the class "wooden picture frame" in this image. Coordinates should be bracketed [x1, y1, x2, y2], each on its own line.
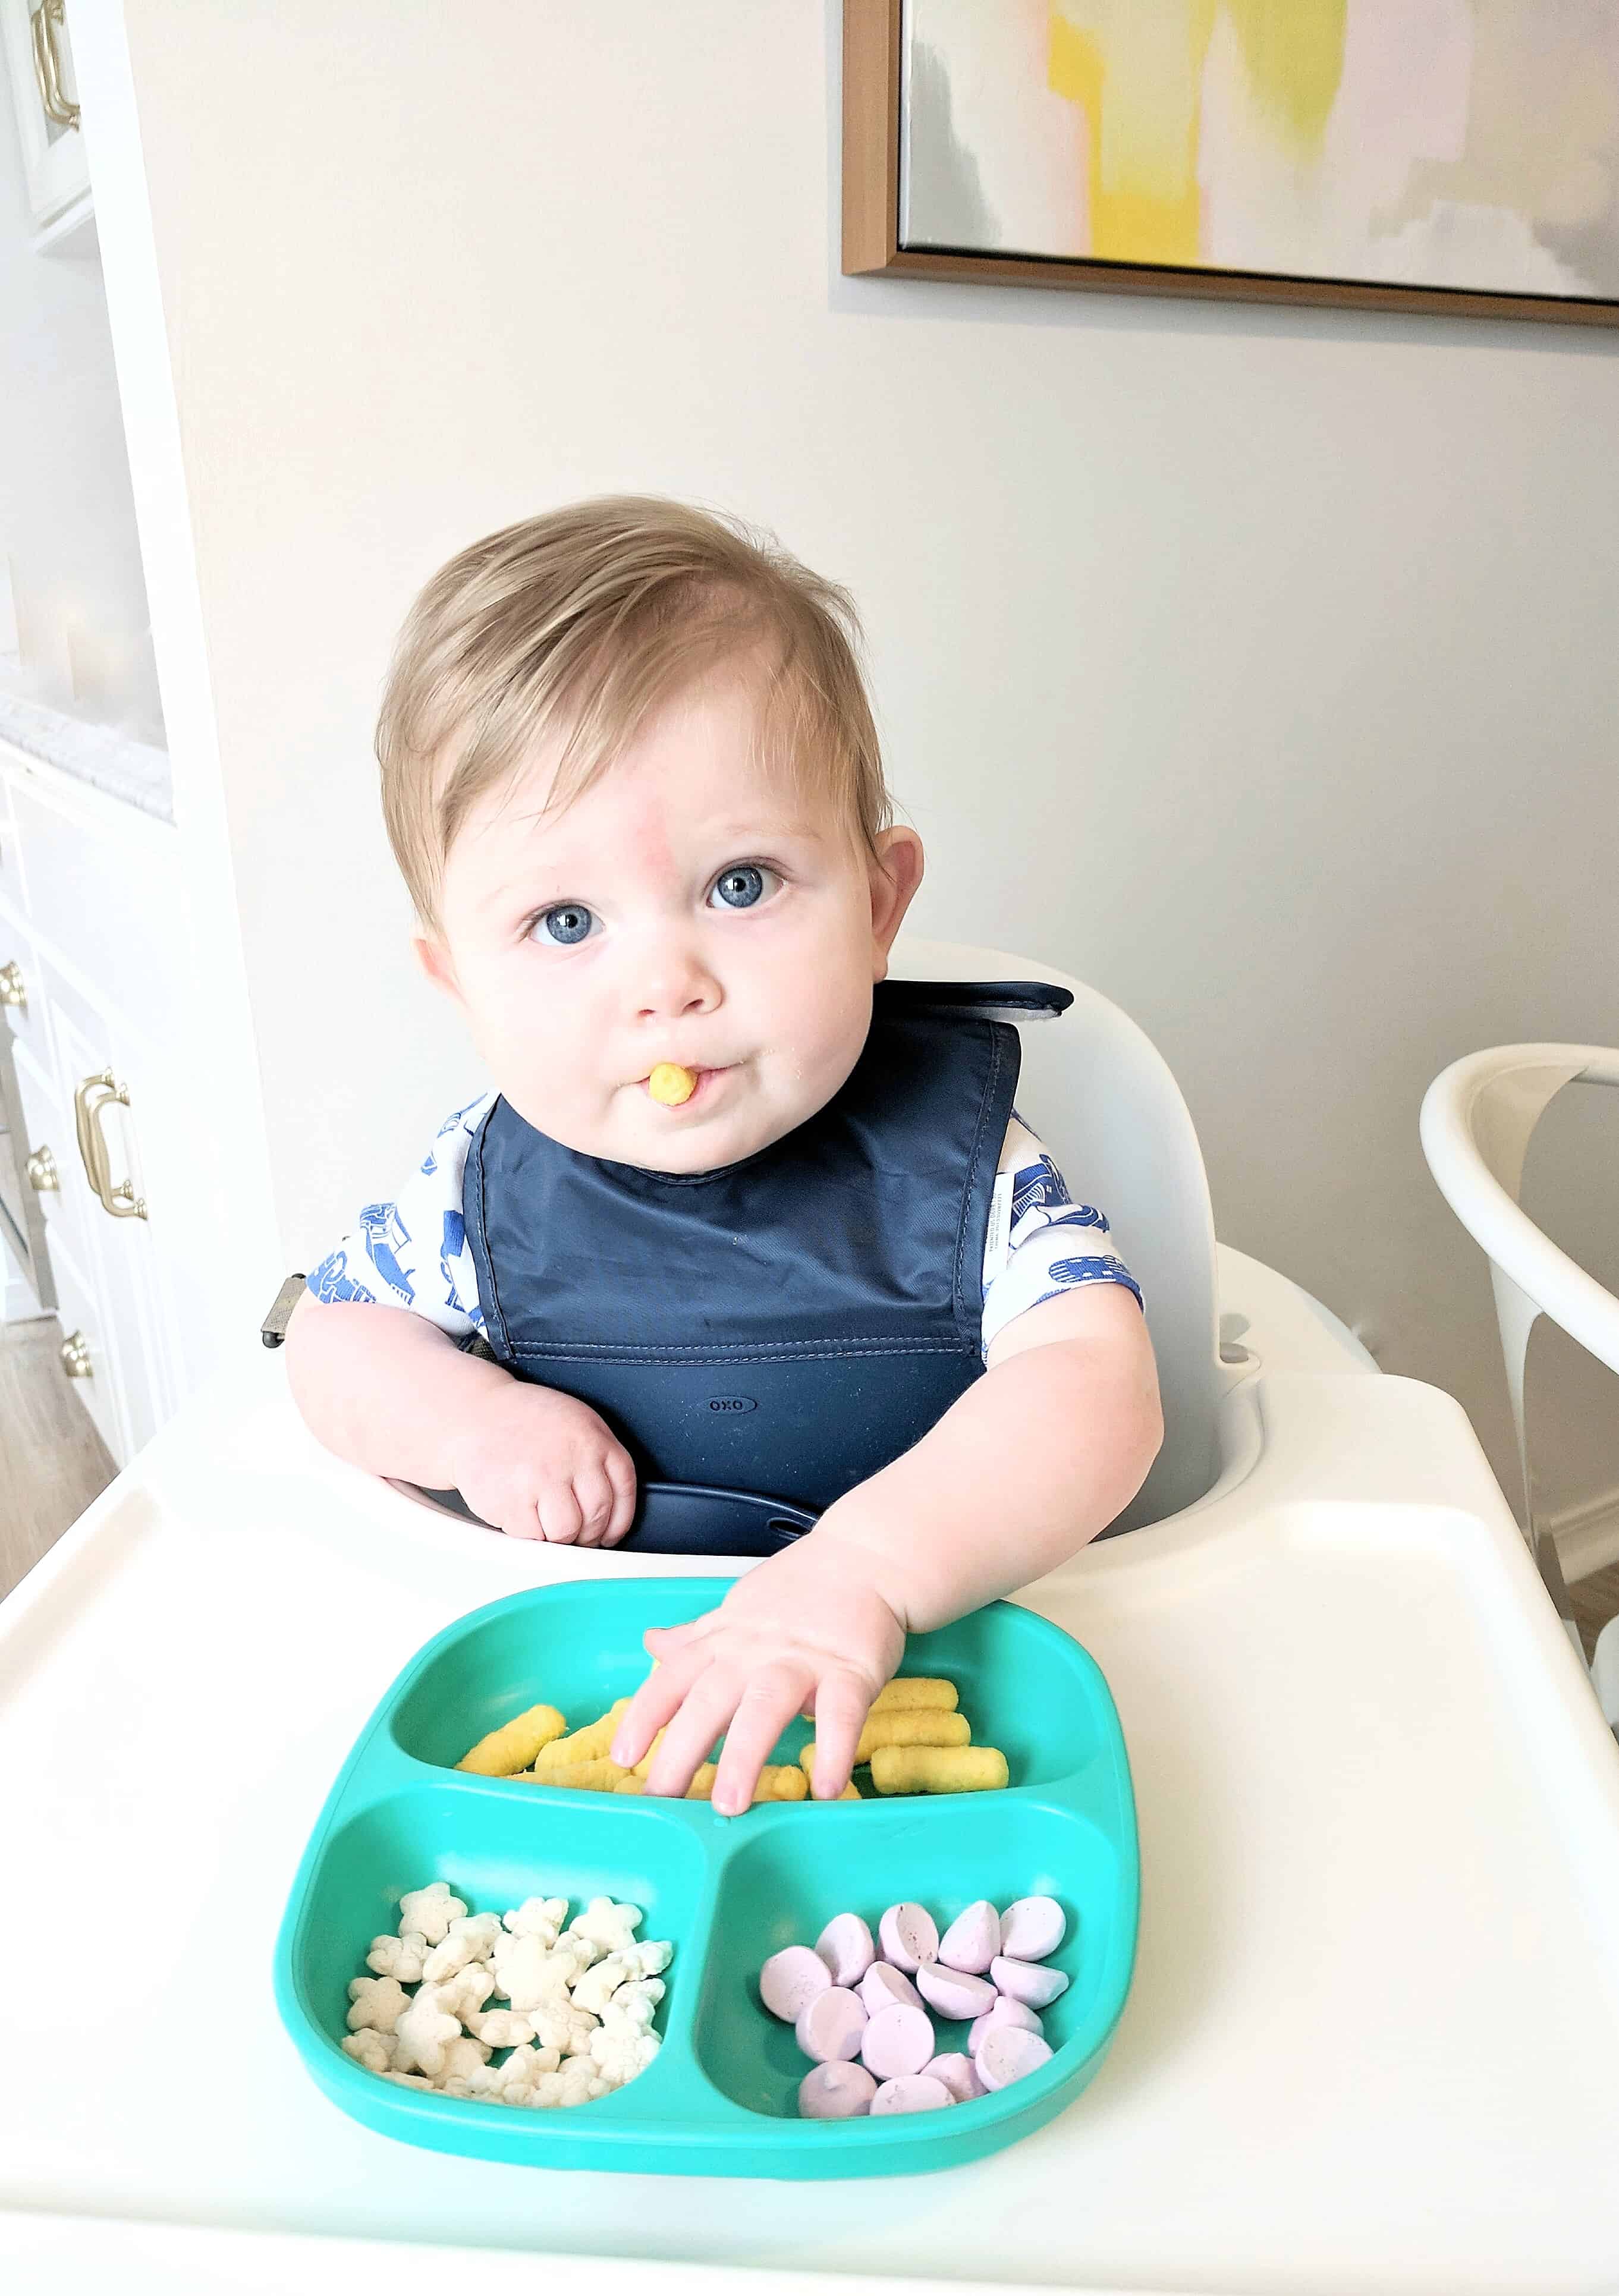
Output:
[841, 0, 1619, 331]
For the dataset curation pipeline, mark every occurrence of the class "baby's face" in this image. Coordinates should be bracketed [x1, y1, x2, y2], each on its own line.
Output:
[420, 665, 921, 1172]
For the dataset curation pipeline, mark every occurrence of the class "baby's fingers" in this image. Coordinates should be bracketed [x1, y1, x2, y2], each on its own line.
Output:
[807, 1670, 871, 1801]
[644, 1666, 740, 1801]
[711, 1662, 813, 1817]
[601, 1449, 639, 1547]
[537, 1484, 584, 1544]
[611, 1642, 707, 1770]
[571, 1467, 618, 1549]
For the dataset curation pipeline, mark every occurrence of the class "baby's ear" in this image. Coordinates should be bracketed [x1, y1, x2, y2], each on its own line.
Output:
[413, 933, 464, 1007]
[869, 826, 924, 973]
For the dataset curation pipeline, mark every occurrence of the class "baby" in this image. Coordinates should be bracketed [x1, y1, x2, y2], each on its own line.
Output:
[286, 498, 1162, 1811]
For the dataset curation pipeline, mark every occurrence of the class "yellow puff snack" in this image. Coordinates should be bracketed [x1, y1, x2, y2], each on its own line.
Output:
[870, 1745, 1008, 1795]
[870, 1677, 959, 1714]
[530, 1699, 631, 1772]
[800, 1712, 970, 1776]
[521, 1757, 633, 1792]
[457, 1702, 568, 1776]
[615, 1763, 719, 1800]
[753, 1765, 809, 1803]
[647, 1062, 697, 1106]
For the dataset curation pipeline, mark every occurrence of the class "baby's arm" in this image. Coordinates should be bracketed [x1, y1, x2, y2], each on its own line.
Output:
[612, 1282, 1161, 1809]
[284, 1293, 637, 1544]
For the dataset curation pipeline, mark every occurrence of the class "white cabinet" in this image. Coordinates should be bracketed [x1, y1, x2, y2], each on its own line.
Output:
[0, 0, 93, 249]
[0, 740, 196, 1468]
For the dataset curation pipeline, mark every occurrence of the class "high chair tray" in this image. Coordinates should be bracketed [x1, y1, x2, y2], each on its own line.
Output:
[273, 1578, 1139, 2179]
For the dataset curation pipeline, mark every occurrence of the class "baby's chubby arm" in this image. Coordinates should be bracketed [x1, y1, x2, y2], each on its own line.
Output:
[612, 1283, 1162, 1810]
[284, 1293, 637, 1545]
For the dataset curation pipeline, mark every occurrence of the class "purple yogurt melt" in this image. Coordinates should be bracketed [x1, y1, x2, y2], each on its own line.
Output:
[923, 2050, 987, 2102]
[916, 1961, 997, 2023]
[990, 1953, 1070, 2009]
[974, 2024, 1054, 2092]
[969, 1995, 1043, 2053]
[869, 2073, 953, 2115]
[859, 1960, 924, 2016]
[815, 1912, 876, 1989]
[878, 1901, 939, 1974]
[795, 1985, 868, 2064]
[998, 1895, 1066, 1962]
[937, 1899, 1001, 1976]
[859, 2002, 935, 2080]
[759, 1945, 832, 2023]
[798, 2061, 878, 2119]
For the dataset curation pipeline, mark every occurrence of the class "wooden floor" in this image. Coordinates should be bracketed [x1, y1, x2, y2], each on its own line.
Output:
[0, 1316, 116, 1602]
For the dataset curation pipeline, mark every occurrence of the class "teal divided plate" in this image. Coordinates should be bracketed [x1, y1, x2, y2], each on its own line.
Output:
[273, 1577, 1139, 2179]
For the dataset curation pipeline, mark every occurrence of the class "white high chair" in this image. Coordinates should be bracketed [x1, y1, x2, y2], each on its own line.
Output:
[1420, 1043, 1619, 1721]
[892, 938, 1375, 1531]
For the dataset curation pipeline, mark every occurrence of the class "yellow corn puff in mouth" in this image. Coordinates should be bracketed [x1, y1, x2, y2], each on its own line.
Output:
[647, 1062, 698, 1105]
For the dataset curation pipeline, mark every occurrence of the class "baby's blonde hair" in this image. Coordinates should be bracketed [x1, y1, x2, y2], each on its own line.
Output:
[377, 496, 892, 932]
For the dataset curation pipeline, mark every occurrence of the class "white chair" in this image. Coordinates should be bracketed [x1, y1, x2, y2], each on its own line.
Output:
[891, 938, 1222, 1532]
[1420, 1043, 1619, 1719]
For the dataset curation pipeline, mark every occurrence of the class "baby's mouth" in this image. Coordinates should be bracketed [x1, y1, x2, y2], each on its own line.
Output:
[642, 1062, 732, 1109]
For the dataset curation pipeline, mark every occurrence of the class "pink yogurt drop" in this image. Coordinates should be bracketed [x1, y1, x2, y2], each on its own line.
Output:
[759, 1945, 832, 2023]
[799, 2061, 878, 2119]
[969, 1995, 1043, 2053]
[860, 2003, 936, 2080]
[860, 1960, 924, 2016]
[937, 1899, 1001, 1975]
[815, 1912, 875, 1989]
[878, 1902, 938, 1974]
[998, 1895, 1066, 1962]
[870, 2074, 953, 2115]
[990, 1954, 1070, 2009]
[923, 2050, 987, 2103]
[974, 2024, 1054, 2092]
[916, 1961, 997, 2023]
[795, 1986, 868, 2064]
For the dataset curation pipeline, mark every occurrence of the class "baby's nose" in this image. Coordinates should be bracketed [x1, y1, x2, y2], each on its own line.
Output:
[635, 944, 721, 1019]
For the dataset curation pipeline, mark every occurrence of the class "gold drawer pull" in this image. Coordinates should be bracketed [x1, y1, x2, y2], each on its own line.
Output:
[60, 1329, 93, 1379]
[31, 1, 80, 130]
[0, 960, 26, 1011]
[26, 1144, 58, 1192]
[73, 1070, 147, 1221]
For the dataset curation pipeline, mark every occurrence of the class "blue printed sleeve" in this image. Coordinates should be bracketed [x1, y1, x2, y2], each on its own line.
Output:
[306, 1093, 493, 1339]
[979, 1116, 1142, 1357]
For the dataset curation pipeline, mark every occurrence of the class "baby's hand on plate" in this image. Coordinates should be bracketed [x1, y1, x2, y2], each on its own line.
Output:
[446, 1380, 637, 1546]
[610, 1533, 905, 1813]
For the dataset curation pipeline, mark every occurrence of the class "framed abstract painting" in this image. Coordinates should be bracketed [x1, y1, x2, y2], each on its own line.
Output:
[843, 0, 1619, 326]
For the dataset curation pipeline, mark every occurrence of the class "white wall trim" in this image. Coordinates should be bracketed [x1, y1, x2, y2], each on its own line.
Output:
[1551, 1484, 1619, 1584]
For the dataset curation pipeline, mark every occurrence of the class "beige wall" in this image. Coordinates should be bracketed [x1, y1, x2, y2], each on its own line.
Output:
[121, 0, 1619, 1520]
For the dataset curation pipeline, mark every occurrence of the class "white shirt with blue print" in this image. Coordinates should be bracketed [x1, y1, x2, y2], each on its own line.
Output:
[306, 1100, 1142, 1356]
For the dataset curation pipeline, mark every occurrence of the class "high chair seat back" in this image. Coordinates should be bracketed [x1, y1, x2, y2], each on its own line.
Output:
[891, 938, 1221, 1531]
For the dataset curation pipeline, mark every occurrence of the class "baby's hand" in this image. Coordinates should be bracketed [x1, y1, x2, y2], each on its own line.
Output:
[445, 1380, 637, 1545]
[610, 1532, 905, 1814]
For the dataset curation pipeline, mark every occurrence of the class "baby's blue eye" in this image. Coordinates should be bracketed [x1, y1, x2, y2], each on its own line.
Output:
[537, 903, 595, 946]
[711, 865, 766, 910]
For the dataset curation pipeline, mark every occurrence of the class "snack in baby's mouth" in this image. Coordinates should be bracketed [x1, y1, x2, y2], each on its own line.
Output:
[647, 1062, 697, 1105]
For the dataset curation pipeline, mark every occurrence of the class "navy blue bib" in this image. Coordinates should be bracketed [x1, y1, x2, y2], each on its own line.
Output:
[464, 980, 1067, 1512]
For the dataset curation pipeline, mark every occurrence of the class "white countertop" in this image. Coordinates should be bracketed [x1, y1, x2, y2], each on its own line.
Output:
[3, 1331, 1618, 2294]
[0, 688, 172, 819]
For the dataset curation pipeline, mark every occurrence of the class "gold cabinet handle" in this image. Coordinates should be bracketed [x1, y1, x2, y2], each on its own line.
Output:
[0, 960, 26, 1011]
[31, 0, 80, 130]
[73, 1069, 147, 1220]
[60, 1329, 92, 1379]
[26, 1143, 59, 1192]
